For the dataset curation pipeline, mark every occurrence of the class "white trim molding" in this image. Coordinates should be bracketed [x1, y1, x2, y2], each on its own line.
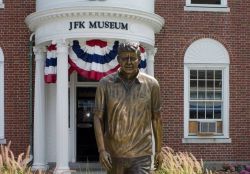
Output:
[184, 6, 230, 12]
[0, 0, 4, 9]
[183, 38, 230, 144]
[0, 48, 6, 144]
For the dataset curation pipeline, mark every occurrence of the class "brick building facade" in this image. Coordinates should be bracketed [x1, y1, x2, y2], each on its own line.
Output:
[0, 0, 249, 171]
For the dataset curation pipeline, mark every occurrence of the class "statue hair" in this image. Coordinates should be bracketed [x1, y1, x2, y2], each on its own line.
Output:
[117, 42, 141, 59]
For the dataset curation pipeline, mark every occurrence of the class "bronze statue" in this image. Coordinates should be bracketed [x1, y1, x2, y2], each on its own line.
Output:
[94, 42, 163, 174]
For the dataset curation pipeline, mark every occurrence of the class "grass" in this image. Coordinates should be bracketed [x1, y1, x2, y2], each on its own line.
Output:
[1, 142, 220, 174]
[154, 147, 213, 174]
[0, 141, 33, 174]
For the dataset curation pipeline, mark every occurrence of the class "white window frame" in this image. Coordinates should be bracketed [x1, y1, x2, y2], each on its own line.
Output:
[0, 0, 4, 8]
[0, 48, 6, 144]
[184, 0, 230, 12]
[182, 38, 231, 144]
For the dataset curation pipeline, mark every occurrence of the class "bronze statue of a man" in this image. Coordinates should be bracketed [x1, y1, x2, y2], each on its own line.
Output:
[94, 42, 163, 174]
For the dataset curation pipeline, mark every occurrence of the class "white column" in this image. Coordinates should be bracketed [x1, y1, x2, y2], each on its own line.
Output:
[54, 40, 70, 173]
[0, 48, 5, 143]
[147, 48, 157, 77]
[32, 46, 47, 170]
[147, 48, 157, 170]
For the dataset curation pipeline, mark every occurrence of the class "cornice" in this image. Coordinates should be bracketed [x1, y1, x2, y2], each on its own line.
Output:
[25, 6, 165, 33]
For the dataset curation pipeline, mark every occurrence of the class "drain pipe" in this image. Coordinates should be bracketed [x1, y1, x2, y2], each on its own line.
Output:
[28, 32, 35, 165]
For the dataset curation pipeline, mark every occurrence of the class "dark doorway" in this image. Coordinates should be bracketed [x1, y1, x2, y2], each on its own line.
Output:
[76, 87, 99, 162]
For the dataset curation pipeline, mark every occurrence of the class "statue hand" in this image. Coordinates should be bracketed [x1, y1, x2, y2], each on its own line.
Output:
[99, 150, 112, 171]
[154, 151, 164, 171]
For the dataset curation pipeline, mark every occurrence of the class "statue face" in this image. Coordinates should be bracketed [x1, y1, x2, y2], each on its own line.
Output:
[117, 51, 140, 75]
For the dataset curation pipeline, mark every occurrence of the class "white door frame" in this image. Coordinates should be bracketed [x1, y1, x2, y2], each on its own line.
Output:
[69, 72, 98, 162]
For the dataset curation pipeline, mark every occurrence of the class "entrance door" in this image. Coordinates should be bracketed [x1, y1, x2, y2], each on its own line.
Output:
[76, 87, 99, 162]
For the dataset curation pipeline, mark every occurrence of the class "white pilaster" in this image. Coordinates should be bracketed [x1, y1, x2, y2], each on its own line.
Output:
[32, 46, 47, 170]
[0, 48, 5, 144]
[54, 40, 70, 173]
[147, 48, 157, 77]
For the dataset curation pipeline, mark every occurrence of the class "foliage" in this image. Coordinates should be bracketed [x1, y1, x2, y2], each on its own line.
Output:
[154, 147, 213, 174]
[220, 163, 250, 174]
[0, 141, 33, 174]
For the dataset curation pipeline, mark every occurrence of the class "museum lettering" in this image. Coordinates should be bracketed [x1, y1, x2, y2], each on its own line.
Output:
[69, 21, 128, 30]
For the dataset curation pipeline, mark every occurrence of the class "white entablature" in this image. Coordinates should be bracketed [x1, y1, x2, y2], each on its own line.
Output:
[25, 6, 164, 48]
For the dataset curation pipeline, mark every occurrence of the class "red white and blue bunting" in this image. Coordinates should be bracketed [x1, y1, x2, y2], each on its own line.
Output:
[44, 40, 147, 83]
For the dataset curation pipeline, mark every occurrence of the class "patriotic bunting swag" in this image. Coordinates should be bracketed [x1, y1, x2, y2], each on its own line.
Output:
[45, 40, 147, 83]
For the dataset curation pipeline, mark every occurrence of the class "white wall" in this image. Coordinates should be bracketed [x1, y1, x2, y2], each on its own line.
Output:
[36, 0, 154, 13]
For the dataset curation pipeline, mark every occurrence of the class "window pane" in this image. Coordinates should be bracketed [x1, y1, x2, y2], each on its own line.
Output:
[214, 102, 222, 119]
[215, 70, 222, 79]
[215, 80, 222, 90]
[190, 102, 197, 119]
[198, 91, 205, 99]
[190, 102, 197, 109]
[209, 122, 216, 132]
[190, 91, 197, 99]
[206, 110, 213, 119]
[215, 91, 222, 99]
[214, 110, 222, 119]
[206, 102, 213, 119]
[217, 121, 223, 133]
[198, 70, 205, 79]
[206, 91, 214, 100]
[191, 0, 221, 4]
[198, 110, 205, 119]
[207, 70, 214, 79]
[206, 102, 213, 109]
[190, 80, 197, 90]
[207, 80, 214, 90]
[190, 109, 197, 119]
[190, 70, 197, 79]
[198, 102, 205, 119]
[198, 80, 205, 89]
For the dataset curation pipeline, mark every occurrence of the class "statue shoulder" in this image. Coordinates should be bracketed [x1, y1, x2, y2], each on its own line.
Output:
[139, 72, 159, 86]
[99, 72, 118, 84]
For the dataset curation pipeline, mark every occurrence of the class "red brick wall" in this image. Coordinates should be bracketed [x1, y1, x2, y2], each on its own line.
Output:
[1, 0, 249, 162]
[0, 1, 35, 155]
[155, 0, 250, 160]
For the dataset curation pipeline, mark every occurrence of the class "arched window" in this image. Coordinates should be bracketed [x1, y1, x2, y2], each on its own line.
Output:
[0, 48, 5, 144]
[183, 38, 231, 143]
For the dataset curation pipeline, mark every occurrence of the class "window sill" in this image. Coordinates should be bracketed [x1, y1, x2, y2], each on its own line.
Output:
[184, 6, 230, 12]
[0, 3, 4, 8]
[182, 138, 231, 144]
[0, 138, 6, 144]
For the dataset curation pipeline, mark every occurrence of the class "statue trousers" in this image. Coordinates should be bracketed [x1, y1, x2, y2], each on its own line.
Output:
[107, 155, 152, 174]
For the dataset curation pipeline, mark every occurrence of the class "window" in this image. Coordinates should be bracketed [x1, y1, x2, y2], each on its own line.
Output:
[185, 0, 230, 12]
[186, 0, 227, 6]
[0, 0, 4, 8]
[0, 48, 5, 144]
[183, 38, 231, 143]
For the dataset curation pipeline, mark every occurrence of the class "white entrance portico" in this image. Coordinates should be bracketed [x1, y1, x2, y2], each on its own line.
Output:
[25, 0, 164, 172]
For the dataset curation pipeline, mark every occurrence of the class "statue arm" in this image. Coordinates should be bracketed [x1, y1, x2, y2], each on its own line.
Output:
[152, 112, 163, 154]
[151, 82, 164, 170]
[152, 111, 164, 171]
[94, 81, 112, 170]
[94, 113, 112, 170]
[94, 113, 105, 153]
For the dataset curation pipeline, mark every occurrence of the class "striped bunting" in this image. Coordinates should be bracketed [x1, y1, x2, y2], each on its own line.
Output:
[44, 40, 147, 83]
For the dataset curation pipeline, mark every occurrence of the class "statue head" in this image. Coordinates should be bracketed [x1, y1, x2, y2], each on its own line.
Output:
[117, 42, 141, 76]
